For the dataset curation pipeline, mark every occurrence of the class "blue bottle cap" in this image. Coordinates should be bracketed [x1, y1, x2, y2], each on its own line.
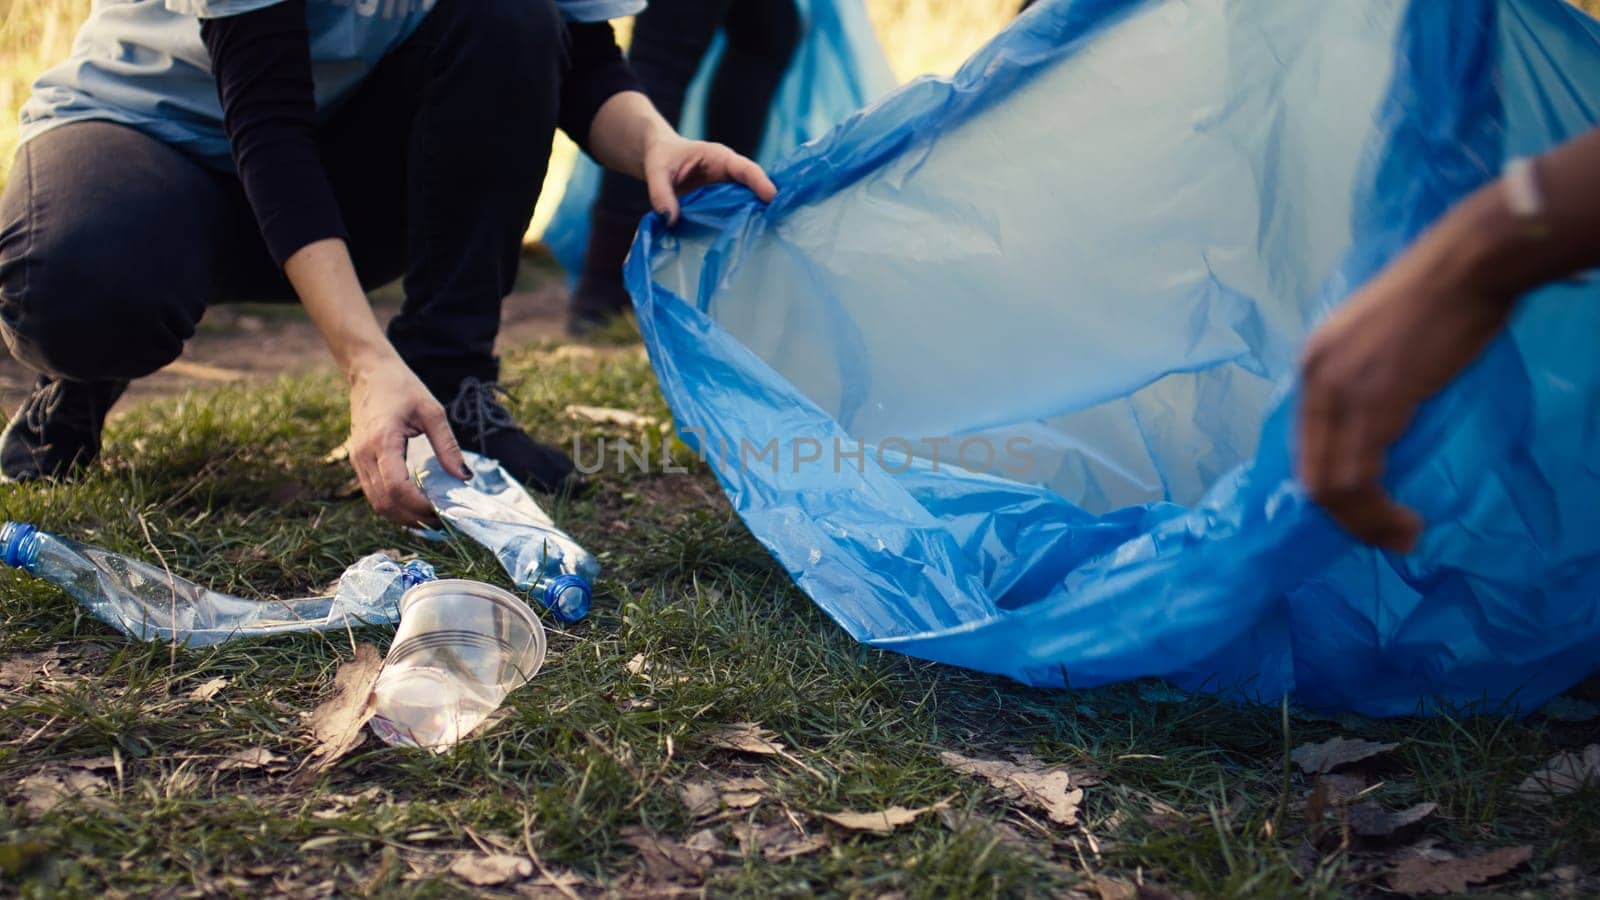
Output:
[399, 559, 437, 588]
[1, 521, 39, 569]
[540, 574, 592, 624]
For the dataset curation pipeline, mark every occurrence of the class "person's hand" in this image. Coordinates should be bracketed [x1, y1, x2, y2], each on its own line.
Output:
[640, 134, 778, 226]
[1297, 244, 1518, 552]
[346, 354, 470, 526]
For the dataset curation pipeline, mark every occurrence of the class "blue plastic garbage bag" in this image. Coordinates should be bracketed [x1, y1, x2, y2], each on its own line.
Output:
[542, 0, 895, 281]
[624, 0, 1600, 717]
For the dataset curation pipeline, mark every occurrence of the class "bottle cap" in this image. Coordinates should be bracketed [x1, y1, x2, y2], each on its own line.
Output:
[540, 574, 592, 624]
[1, 522, 39, 569]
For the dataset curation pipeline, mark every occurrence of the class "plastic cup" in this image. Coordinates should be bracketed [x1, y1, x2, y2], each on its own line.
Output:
[370, 579, 546, 750]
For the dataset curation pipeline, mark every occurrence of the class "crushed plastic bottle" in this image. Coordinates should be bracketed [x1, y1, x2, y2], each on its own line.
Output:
[0, 521, 434, 645]
[407, 436, 597, 623]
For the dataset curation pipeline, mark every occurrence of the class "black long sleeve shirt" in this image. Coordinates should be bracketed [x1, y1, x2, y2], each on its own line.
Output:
[200, 0, 640, 266]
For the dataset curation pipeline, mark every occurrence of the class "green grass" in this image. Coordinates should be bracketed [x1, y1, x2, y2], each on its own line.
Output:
[3, 346, 1597, 897]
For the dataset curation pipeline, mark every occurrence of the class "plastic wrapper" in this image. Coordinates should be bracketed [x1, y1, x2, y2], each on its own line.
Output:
[407, 436, 598, 623]
[624, 0, 1600, 715]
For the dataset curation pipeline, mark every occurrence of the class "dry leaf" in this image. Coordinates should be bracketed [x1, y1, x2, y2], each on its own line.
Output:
[722, 791, 763, 810]
[18, 770, 108, 816]
[217, 747, 283, 773]
[1345, 801, 1435, 839]
[683, 829, 722, 854]
[564, 404, 658, 428]
[626, 654, 650, 676]
[304, 645, 383, 773]
[939, 751, 1087, 826]
[679, 781, 719, 818]
[188, 677, 229, 702]
[704, 723, 785, 756]
[731, 820, 825, 862]
[1291, 737, 1399, 775]
[448, 853, 533, 887]
[1516, 744, 1600, 802]
[821, 801, 949, 834]
[621, 827, 713, 884]
[1387, 845, 1532, 895]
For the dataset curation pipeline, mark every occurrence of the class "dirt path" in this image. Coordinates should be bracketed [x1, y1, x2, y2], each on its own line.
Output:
[0, 279, 574, 417]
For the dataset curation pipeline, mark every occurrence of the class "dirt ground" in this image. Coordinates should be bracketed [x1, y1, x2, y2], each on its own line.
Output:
[0, 273, 573, 417]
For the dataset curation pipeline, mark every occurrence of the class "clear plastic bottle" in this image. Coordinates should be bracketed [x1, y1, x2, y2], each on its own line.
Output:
[0, 521, 434, 645]
[407, 436, 596, 623]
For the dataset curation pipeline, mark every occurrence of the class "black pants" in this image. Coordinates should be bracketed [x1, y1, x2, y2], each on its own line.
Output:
[594, 0, 800, 217]
[0, 0, 563, 396]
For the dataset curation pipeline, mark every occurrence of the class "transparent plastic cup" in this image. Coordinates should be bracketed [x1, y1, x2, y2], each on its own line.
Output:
[369, 579, 546, 750]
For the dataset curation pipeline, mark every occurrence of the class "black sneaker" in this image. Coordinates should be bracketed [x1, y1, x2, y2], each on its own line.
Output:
[441, 377, 584, 495]
[1, 375, 128, 482]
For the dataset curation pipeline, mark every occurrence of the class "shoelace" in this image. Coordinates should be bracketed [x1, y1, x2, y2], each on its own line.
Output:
[445, 377, 518, 451]
[22, 378, 68, 435]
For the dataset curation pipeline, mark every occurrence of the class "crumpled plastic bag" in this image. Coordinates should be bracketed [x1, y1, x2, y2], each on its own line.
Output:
[623, 0, 1600, 715]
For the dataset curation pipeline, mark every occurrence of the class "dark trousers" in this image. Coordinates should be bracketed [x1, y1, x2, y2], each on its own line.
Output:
[0, 0, 564, 396]
[594, 0, 800, 217]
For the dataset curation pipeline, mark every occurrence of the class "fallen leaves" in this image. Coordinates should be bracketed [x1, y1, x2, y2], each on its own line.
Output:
[731, 819, 826, 862]
[17, 769, 109, 816]
[1516, 744, 1600, 802]
[1291, 737, 1399, 775]
[939, 751, 1092, 827]
[622, 826, 719, 885]
[216, 747, 286, 773]
[679, 776, 768, 819]
[1344, 801, 1436, 839]
[302, 645, 382, 775]
[1387, 845, 1533, 895]
[187, 677, 229, 702]
[821, 801, 949, 834]
[704, 723, 785, 756]
[448, 853, 533, 887]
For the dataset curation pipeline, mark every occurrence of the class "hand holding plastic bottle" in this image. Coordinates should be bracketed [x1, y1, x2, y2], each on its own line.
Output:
[348, 356, 471, 526]
[280, 239, 472, 527]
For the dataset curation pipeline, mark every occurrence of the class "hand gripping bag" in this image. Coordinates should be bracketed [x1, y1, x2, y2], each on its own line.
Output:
[626, 0, 1600, 716]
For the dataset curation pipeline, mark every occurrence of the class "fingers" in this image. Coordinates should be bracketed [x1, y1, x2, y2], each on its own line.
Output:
[421, 402, 471, 480]
[726, 152, 778, 202]
[1317, 483, 1423, 553]
[645, 159, 681, 226]
[352, 428, 438, 527]
[1298, 341, 1422, 553]
[376, 429, 438, 526]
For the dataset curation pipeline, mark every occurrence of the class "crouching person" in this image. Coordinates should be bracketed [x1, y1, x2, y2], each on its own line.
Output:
[0, 0, 775, 524]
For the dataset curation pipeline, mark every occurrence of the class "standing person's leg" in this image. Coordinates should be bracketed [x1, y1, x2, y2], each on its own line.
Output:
[570, 0, 731, 333]
[314, 0, 579, 491]
[705, 0, 801, 155]
[0, 122, 243, 480]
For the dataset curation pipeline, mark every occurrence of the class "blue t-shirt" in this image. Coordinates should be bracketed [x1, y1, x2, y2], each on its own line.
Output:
[18, 0, 645, 169]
